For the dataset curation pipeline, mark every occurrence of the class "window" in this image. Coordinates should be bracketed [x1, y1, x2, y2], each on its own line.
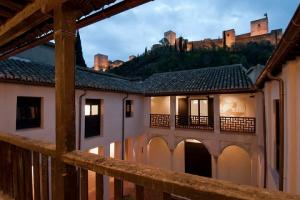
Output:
[16, 97, 41, 130]
[274, 99, 280, 172]
[189, 98, 214, 127]
[190, 99, 208, 116]
[125, 100, 133, 118]
[85, 99, 101, 138]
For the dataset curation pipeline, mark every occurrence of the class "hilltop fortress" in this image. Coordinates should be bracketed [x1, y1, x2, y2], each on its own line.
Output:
[161, 16, 282, 51]
[93, 16, 282, 72]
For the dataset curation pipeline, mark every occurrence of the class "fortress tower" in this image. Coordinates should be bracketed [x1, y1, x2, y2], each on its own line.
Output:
[164, 30, 176, 46]
[223, 29, 236, 48]
[94, 54, 109, 71]
[250, 16, 269, 36]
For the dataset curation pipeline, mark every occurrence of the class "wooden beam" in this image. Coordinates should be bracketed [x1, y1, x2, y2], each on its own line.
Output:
[53, 3, 77, 200]
[77, 0, 152, 29]
[0, 0, 23, 11]
[0, 0, 153, 59]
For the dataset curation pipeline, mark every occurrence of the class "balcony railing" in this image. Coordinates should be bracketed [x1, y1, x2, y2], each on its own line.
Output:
[0, 132, 298, 200]
[175, 115, 214, 130]
[150, 114, 170, 128]
[220, 117, 256, 134]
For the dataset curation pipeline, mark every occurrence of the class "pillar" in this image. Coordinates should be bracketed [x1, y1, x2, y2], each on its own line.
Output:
[144, 97, 151, 128]
[251, 153, 259, 186]
[214, 95, 220, 134]
[170, 96, 176, 130]
[170, 149, 174, 171]
[212, 156, 218, 179]
[103, 144, 110, 200]
[53, 3, 77, 200]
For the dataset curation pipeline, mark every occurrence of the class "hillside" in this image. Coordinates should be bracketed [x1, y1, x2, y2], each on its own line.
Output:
[109, 41, 275, 79]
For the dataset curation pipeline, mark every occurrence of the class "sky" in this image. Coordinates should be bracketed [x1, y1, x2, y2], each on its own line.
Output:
[80, 0, 299, 67]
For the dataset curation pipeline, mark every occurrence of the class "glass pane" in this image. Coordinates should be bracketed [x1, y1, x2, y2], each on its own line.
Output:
[85, 105, 90, 116]
[200, 100, 208, 116]
[91, 105, 98, 115]
[190, 100, 198, 116]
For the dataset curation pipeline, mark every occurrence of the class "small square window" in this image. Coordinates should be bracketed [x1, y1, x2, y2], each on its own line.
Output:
[85, 105, 90, 116]
[125, 100, 133, 118]
[16, 97, 41, 130]
[91, 105, 99, 115]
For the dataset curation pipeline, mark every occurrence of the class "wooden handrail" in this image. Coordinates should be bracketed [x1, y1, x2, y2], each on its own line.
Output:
[62, 150, 300, 200]
[0, 132, 56, 157]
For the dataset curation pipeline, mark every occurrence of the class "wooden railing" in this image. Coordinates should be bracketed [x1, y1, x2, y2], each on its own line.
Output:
[175, 115, 214, 130]
[220, 117, 256, 134]
[0, 132, 299, 200]
[150, 114, 170, 128]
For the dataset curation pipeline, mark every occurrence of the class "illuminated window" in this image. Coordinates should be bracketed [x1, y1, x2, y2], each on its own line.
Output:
[85, 105, 90, 116]
[16, 97, 41, 130]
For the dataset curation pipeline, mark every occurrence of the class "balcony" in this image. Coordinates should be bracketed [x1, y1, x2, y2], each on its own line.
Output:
[220, 117, 256, 134]
[0, 132, 298, 200]
[150, 115, 256, 134]
[175, 115, 214, 130]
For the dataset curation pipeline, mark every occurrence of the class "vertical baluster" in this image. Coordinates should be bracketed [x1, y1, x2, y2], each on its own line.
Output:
[96, 173, 103, 200]
[23, 149, 33, 200]
[7, 144, 14, 197]
[12, 146, 19, 200]
[33, 152, 41, 200]
[163, 192, 171, 200]
[0, 141, 4, 194]
[114, 179, 123, 200]
[135, 185, 144, 200]
[41, 155, 49, 200]
[80, 168, 88, 200]
[18, 148, 26, 198]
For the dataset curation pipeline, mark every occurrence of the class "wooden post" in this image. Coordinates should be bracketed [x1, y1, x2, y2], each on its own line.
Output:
[135, 185, 144, 200]
[53, 2, 77, 200]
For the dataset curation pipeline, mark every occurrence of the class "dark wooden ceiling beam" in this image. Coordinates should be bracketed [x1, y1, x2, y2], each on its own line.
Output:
[0, 0, 153, 59]
[0, 0, 23, 11]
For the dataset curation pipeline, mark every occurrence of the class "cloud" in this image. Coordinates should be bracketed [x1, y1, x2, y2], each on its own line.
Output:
[80, 0, 299, 67]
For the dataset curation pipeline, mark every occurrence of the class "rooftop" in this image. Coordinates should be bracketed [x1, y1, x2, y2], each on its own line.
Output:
[0, 59, 255, 95]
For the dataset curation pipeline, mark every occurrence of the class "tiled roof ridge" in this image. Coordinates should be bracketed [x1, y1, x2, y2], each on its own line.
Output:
[145, 64, 243, 77]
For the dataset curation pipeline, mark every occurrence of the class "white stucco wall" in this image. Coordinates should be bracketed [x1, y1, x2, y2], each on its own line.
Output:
[151, 96, 170, 114]
[0, 83, 145, 151]
[147, 137, 171, 169]
[218, 145, 251, 185]
[263, 57, 300, 194]
[220, 94, 256, 117]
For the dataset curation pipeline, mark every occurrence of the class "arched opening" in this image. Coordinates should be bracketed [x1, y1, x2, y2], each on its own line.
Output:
[184, 139, 212, 177]
[148, 137, 171, 170]
[218, 145, 251, 185]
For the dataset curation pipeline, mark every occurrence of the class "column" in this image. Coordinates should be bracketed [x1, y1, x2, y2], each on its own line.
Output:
[103, 144, 110, 200]
[170, 149, 174, 171]
[144, 97, 151, 128]
[251, 153, 259, 186]
[213, 95, 220, 134]
[170, 96, 176, 130]
[53, 3, 77, 200]
[212, 156, 218, 179]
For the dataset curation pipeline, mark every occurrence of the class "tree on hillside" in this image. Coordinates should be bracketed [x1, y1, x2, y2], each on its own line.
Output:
[159, 38, 170, 46]
[75, 31, 87, 68]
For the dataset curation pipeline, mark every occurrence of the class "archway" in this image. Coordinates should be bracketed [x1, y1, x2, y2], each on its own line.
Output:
[218, 145, 251, 185]
[184, 139, 212, 177]
[148, 137, 171, 170]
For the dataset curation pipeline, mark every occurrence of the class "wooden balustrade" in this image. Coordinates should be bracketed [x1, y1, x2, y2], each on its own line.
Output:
[0, 132, 299, 200]
[175, 115, 214, 130]
[220, 117, 256, 134]
[150, 114, 170, 128]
